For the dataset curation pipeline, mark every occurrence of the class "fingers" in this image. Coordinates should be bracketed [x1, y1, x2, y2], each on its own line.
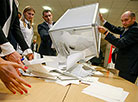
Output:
[11, 79, 28, 94]
[4, 79, 27, 94]
[5, 83, 16, 94]
[3, 75, 31, 94]
[99, 13, 104, 23]
[9, 61, 27, 71]
[14, 75, 31, 89]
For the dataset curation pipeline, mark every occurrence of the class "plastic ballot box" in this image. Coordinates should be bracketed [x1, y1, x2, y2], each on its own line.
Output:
[49, 3, 101, 61]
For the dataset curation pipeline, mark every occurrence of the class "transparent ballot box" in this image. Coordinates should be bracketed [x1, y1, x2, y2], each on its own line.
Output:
[49, 3, 101, 61]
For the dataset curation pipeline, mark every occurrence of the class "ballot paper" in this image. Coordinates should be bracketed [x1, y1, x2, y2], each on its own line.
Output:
[82, 82, 129, 102]
[66, 52, 84, 70]
[80, 76, 99, 85]
[56, 79, 80, 86]
[68, 64, 93, 78]
[22, 57, 57, 80]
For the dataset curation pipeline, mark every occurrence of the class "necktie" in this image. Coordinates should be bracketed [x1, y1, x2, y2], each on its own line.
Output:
[27, 23, 31, 29]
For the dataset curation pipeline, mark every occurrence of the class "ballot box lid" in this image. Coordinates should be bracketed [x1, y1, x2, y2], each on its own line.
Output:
[50, 3, 99, 31]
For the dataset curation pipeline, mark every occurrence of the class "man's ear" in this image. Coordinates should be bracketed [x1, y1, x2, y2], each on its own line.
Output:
[133, 17, 136, 22]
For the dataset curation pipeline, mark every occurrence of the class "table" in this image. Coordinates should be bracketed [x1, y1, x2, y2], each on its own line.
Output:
[0, 68, 138, 102]
[0, 77, 69, 102]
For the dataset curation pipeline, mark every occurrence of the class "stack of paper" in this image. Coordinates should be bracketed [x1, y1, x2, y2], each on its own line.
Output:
[82, 82, 129, 102]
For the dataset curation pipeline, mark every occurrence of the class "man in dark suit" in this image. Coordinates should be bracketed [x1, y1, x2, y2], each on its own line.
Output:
[31, 39, 38, 52]
[38, 10, 56, 57]
[0, 0, 33, 64]
[98, 11, 138, 83]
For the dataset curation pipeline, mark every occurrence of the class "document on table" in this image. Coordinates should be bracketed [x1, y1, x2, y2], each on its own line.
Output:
[82, 82, 129, 102]
[22, 57, 57, 79]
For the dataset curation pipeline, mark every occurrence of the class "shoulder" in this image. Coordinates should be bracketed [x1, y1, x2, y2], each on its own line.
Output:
[38, 22, 47, 26]
[19, 20, 26, 28]
[38, 22, 49, 29]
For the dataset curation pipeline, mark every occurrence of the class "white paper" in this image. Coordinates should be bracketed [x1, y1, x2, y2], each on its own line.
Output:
[93, 71, 104, 76]
[23, 57, 46, 65]
[70, 64, 92, 77]
[67, 52, 84, 70]
[56, 79, 79, 86]
[80, 76, 99, 84]
[82, 82, 129, 102]
[34, 52, 41, 59]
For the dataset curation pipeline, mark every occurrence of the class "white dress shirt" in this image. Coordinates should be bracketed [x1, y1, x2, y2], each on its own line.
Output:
[17, 19, 34, 54]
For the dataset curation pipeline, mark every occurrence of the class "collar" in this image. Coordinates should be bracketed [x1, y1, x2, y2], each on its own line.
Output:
[45, 21, 53, 25]
[128, 22, 137, 29]
[25, 19, 30, 24]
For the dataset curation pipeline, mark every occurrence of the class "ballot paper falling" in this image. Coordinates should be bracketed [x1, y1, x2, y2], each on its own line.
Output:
[49, 3, 101, 61]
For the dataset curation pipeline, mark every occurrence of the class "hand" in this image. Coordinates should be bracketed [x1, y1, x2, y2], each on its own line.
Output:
[99, 13, 105, 23]
[26, 53, 34, 60]
[0, 58, 31, 94]
[5, 51, 23, 66]
[98, 26, 107, 34]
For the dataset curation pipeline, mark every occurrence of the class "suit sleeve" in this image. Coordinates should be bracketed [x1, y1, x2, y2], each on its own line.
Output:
[38, 24, 50, 42]
[11, 9, 29, 51]
[0, 26, 9, 44]
[104, 22, 124, 34]
[105, 27, 138, 48]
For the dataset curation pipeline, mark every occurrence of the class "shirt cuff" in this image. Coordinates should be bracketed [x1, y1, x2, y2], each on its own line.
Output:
[0, 42, 15, 56]
[103, 20, 107, 25]
[22, 49, 33, 56]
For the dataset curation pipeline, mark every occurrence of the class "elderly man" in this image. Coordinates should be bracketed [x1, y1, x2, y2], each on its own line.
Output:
[98, 11, 138, 83]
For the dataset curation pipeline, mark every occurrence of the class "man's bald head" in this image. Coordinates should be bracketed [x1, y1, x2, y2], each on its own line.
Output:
[121, 11, 136, 28]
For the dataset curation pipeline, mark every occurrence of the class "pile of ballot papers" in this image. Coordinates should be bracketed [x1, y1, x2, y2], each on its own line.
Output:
[21, 52, 102, 85]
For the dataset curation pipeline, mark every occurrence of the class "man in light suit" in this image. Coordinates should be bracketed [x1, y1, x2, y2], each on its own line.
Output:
[98, 11, 138, 83]
[0, 0, 33, 63]
[38, 10, 56, 57]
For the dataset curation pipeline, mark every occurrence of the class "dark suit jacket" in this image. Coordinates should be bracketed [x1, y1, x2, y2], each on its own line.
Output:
[104, 21, 138, 75]
[0, 0, 29, 52]
[31, 43, 38, 52]
[38, 22, 56, 56]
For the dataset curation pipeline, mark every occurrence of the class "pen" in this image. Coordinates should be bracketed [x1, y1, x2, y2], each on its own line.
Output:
[21, 58, 24, 61]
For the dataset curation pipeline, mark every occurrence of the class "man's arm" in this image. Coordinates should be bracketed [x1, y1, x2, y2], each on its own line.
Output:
[104, 22, 124, 34]
[38, 24, 50, 42]
[99, 13, 124, 34]
[98, 26, 138, 49]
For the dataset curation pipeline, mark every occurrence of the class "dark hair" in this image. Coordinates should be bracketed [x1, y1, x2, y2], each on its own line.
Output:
[130, 12, 135, 18]
[18, 12, 22, 16]
[42, 10, 52, 16]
